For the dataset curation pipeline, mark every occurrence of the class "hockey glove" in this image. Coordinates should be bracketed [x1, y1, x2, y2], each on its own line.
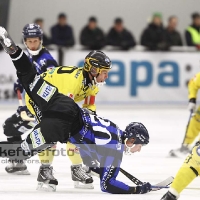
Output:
[14, 79, 23, 94]
[188, 98, 196, 112]
[135, 182, 152, 194]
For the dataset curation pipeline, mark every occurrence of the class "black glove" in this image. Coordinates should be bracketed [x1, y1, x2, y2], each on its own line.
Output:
[135, 182, 152, 194]
[14, 79, 23, 94]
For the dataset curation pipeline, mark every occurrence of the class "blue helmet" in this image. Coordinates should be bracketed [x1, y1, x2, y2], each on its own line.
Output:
[22, 23, 43, 40]
[124, 122, 149, 145]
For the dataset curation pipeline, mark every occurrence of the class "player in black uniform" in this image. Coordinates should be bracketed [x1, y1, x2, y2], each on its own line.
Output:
[3, 106, 36, 174]
[0, 27, 151, 194]
[4, 23, 58, 176]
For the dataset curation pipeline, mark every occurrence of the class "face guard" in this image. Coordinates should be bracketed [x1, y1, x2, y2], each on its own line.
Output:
[83, 51, 111, 86]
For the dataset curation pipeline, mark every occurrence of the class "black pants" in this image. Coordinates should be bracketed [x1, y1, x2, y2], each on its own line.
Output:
[0, 47, 83, 159]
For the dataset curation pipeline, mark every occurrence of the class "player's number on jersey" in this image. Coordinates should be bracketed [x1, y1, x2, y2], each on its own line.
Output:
[90, 115, 112, 145]
[57, 66, 78, 74]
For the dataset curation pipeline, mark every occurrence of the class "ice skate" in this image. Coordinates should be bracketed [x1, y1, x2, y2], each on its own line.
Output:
[36, 165, 58, 192]
[160, 191, 177, 200]
[0, 26, 17, 54]
[71, 164, 94, 189]
[169, 144, 190, 158]
[5, 159, 30, 175]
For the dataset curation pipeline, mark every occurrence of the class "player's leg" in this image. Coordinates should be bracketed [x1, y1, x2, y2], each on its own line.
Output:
[161, 144, 200, 200]
[3, 123, 30, 175]
[169, 107, 200, 157]
[67, 142, 94, 189]
[36, 145, 57, 191]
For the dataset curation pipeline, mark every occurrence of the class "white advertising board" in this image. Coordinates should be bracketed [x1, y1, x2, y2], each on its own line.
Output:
[1, 50, 199, 104]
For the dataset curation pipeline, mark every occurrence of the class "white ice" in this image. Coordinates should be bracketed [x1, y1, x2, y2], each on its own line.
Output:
[0, 104, 200, 200]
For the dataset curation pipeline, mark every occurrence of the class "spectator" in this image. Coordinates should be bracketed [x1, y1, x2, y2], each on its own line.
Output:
[164, 16, 183, 47]
[106, 17, 136, 50]
[34, 18, 51, 46]
[140, 12, 168, 51]
[80, 17, 105, 50]
[50, 13, 75, 47]
[185, 12, 200, 50]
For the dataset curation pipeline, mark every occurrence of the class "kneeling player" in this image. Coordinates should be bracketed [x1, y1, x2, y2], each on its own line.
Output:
[0, 27, 151, 194]
[3, 106, 36, 175]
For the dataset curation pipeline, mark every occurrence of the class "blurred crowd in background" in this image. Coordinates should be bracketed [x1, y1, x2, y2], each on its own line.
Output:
[1, 11, 200, 52]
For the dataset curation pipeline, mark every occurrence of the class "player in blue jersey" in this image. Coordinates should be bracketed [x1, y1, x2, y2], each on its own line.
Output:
[0, 27, 151, 194]
[5, 23, 58, 175]
[14, 23, 58, 94]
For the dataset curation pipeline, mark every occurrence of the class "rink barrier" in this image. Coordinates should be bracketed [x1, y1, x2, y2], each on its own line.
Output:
[1, 49, 200, 104]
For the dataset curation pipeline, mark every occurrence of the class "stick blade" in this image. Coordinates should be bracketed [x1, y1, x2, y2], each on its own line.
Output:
[151, 176, 174, 191]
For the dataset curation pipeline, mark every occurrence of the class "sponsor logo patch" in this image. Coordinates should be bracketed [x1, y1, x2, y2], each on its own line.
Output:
[30, 128, 45, 148]
[67, 93, 74, 99]
[48, 68, 56, 74]
[37, 82, 56, 102]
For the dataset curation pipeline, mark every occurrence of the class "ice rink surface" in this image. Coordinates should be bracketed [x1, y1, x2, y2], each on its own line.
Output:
[0, 104, 200, 200]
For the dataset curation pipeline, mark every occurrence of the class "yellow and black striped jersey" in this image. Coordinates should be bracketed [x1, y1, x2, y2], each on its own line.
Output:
[25, 66, 99, 115]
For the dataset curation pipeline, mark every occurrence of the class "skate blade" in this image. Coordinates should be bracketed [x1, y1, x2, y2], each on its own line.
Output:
[36, 182, 56, 192]
[168, 150, 188, 158]
[74, 181, 94, 189]
[6, 169, 30, 175]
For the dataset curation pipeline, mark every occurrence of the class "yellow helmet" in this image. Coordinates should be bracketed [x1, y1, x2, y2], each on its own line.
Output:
[84, 50, 111, 76]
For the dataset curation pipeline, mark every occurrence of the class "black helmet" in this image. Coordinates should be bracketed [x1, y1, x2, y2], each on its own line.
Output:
[22, 23, 43, 40]
[124, 122, 149, 145]
[84, 50, 112, 76]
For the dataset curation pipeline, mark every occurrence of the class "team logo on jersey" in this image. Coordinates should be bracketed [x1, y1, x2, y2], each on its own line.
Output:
[29, 75, 40, 91]
[37, 82, 56, 102]
[40, 59, 47, 67]
[30, 128, 45, 148]
[67, 93, 74, 99]
[48, 68, 56, 74]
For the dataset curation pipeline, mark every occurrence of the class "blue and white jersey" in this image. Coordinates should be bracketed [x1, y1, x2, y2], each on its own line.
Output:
[69, 110, 132, 194]
[27, 47, 58, 74]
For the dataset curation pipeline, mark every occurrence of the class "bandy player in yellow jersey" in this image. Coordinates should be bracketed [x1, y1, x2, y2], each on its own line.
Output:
[169, 73, 200, 157]
[25, 50, 112, 191]
[161, 143, 200, 199]
[161, 72, 200, 199]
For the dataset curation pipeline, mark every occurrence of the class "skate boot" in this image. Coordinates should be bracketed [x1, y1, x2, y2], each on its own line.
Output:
[0, 26, 17, 54]
[36, 165, 58, 192]
[160, 191, 178, 200]
[169, 144, 190, 158]
[5, 159, 30, 175]
[71, 164, 94, 189]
